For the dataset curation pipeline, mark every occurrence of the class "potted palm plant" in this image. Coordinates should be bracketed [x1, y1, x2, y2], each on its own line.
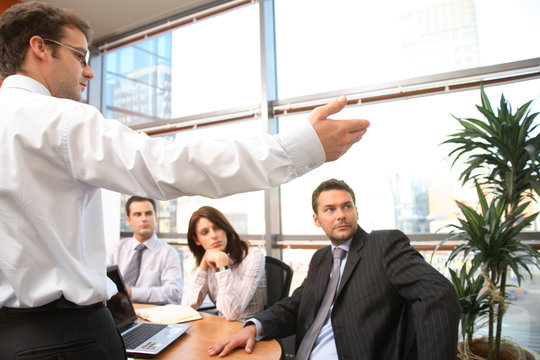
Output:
[438, 87, 540, 360]
[449, 264, 489, 355]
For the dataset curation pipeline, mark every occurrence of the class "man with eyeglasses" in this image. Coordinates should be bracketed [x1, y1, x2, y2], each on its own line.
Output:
[0, 2, 369, 359]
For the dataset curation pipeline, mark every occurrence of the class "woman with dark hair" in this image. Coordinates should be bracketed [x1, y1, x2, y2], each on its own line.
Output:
[182, 206, 266, 321]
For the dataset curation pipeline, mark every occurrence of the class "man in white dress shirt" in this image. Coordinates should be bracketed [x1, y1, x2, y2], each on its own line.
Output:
[0, 2, 369, 359]
[107, 196, 183, 305]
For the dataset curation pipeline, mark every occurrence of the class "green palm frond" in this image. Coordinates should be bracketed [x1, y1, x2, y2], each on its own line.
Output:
[441, 88, 540, 209]
[439, 87, 540, 358]
[443, 183, 539, 284]
[450, 266, 490, 342]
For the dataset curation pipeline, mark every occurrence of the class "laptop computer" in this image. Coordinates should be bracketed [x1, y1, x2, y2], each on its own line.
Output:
[106, 265, 190, 359]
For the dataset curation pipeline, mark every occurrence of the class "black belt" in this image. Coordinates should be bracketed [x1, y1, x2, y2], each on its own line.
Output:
[0, 296, 104, 318]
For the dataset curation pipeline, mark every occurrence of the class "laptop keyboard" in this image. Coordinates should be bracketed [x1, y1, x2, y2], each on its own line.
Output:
[123, 323, 168, 349]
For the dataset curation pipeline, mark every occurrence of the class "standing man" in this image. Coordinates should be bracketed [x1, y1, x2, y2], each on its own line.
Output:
[0, 2, 369, 358]
[108, 196, 183, 305]
[210, 179, 461, 360]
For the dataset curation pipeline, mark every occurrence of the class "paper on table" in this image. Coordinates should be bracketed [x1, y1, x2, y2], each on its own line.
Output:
[135, 304, 202, 324]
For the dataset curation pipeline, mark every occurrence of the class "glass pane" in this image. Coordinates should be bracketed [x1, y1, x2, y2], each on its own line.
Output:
[275, 0, 540, 98]
[485, 265, 540, 354]
[103, 4, 260, 127]
[104, 33, 172, 126]
[280, 78, 540, 234]
[170, 4, 261, 117]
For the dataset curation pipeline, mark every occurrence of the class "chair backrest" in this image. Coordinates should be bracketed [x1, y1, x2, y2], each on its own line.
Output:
[264, 256, 293, 308]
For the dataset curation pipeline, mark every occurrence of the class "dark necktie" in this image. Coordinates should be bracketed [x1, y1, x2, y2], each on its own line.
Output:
[123, 243, 146, 286]
[295, 247, 346, 360]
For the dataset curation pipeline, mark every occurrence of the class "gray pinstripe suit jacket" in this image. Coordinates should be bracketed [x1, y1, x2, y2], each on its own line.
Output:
[255, 226, 460, 360]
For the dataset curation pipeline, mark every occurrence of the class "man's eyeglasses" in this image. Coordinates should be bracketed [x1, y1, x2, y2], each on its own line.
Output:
[43, 38, 89, 68]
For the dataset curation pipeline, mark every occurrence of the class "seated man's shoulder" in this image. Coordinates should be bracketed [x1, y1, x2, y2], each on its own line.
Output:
[311, 245, 332, 262]
[368, 229, 407, 242]
[365, 229, 412, 253]
[155, 238, 181, 258]
[109, 237, 130, 251]
[156, 238, 177, 250]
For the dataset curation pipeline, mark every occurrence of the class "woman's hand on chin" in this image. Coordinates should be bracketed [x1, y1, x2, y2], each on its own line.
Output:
[204, 249, 230, 269]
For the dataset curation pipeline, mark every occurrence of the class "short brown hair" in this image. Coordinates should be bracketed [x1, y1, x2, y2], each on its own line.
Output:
[125, 196, 156, 217]
[187, 206, 249, 266]
[0, 1, 92, 79]
[312, 179, 356, 214]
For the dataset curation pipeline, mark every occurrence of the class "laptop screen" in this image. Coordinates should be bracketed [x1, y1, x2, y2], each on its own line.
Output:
[106, 265, 138, 330]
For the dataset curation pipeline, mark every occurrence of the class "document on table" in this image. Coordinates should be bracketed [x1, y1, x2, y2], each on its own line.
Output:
[135, 304, 202, 324]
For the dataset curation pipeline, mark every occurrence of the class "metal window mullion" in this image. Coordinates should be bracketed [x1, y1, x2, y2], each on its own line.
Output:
[271, 57, 540, 116]
[259, 0, 281, 258]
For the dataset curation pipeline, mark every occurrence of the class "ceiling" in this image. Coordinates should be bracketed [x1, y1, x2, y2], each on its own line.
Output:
[21, 0, 228, 43]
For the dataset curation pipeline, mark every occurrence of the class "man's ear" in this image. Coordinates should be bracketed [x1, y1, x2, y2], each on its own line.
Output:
[313, 213, 321, 228]
[125, 215, 132, 227]
[28, 36, 49, 62]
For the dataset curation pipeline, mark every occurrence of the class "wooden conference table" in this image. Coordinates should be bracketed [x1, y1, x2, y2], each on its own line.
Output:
[132, 304, 281, 360]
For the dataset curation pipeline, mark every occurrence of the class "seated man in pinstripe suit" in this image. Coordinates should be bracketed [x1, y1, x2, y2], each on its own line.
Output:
[209, 179, 461, 360]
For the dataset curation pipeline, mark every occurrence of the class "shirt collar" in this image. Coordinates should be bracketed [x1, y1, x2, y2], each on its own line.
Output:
[331, 237, 352, 253]
[1, 75, 52, 97]
[129, 233, 158, 251]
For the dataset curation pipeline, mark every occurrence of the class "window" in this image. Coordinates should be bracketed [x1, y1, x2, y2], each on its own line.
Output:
[274, 0, 540, 98]
[280, 78, 540, 235]
[99, 0, 539, 239]
[104, 33, 172, 126]
[170, 4, 261, 118]
[98, 1, 539, 351]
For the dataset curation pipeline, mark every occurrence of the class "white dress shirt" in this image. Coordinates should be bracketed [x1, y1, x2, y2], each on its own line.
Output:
[183, 247, 266, 322]
[0, 75, 325, 308]
[107, 235, 183, 304]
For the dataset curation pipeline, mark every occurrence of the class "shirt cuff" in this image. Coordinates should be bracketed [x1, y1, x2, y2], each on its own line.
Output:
[215, 267, 232, 288]
[244, 318, 265, 341]
[130, 287, 146, 302]
[276, 119, 325, 175]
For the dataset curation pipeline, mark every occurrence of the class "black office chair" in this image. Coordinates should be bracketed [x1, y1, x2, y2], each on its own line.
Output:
[264, 256, 295, 357]
[264, 255, 293, 309]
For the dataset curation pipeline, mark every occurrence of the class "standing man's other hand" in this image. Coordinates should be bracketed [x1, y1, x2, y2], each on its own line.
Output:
[308, 96, 370, 162]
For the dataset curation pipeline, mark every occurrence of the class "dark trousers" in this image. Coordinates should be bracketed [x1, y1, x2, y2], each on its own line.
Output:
[0, 298, 126, 360]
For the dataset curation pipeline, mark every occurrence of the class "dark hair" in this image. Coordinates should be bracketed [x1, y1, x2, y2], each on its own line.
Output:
[312, 179, 356, 214]
[187, 206, 249, 266]
[125, 196, 156, 216]
[0, 1, 92, 79]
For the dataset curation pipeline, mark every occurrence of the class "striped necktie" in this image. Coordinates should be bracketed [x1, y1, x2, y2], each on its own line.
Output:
[123, 243, 146, 286]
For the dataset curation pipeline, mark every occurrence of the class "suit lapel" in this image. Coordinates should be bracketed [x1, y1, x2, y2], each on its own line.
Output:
[337, 226, 366, 295]
[313, 247, 333, 303]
